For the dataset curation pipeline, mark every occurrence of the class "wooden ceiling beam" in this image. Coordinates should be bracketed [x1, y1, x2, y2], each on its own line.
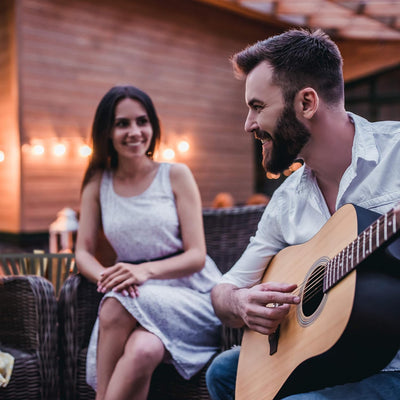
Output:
[237, 0, 400, 39]
[191, 0, 292, 28]
[192, 0, 400, 72]
[338, 39, 400, 81]
[355, 2, 400, 16]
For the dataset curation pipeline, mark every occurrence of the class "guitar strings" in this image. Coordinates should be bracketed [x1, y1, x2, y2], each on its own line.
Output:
[301, 219, 388, 303]
[283, 217, 394, 309]
[275, 211, 399, 321]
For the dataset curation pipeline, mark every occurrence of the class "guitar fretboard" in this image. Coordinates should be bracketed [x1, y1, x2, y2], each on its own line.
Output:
[324, 205, 400, 292]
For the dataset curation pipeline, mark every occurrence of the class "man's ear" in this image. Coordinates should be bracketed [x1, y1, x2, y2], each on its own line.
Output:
[294, 87, 319, 119]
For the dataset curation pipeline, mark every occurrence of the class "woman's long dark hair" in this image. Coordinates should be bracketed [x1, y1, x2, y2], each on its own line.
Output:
[81, 85, 161, 190]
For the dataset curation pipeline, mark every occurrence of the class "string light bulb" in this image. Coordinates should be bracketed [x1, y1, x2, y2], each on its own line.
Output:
[32, 144, 45, 156]
[53, 143, 66, 157]
[0, 150, 4, 162]
[162, 148, 175, 160]
[289, 161, 303, 172]
[177, 140, 190, 153]
[79, 144, 92, 157]
[266, 171, 280, 180]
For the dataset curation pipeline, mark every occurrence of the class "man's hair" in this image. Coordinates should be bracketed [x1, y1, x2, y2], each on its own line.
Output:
[231, 29, 344, 105]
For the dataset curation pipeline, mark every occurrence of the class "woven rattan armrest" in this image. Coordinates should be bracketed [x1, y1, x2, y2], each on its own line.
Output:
[0, 275, 59, 400]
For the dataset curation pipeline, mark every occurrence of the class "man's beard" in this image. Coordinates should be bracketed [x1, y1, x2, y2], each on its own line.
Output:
[263, 105, 310, 174]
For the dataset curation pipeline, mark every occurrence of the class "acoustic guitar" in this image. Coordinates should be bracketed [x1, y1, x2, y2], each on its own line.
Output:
[236, 203, 400, 400]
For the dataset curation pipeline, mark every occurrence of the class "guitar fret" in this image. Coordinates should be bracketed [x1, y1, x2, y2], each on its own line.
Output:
[332, 256, 336, 285]
[363, 231, 366, 259]
[335, 254, 339, 284]
[376, 218, 380, 248]
[333, 258, 336, 286]
[366, 230, 370, 256]
[322, 204, 400, 294]
[384, 213, 388, 240]
[369, 225, 373, 255]
[336, 254, 339, 283]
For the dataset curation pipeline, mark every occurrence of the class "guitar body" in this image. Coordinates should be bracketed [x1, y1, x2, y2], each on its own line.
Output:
[236, 204, 400, 400]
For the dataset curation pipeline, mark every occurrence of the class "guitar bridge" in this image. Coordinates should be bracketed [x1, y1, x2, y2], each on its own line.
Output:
[268, 325, 280, 355]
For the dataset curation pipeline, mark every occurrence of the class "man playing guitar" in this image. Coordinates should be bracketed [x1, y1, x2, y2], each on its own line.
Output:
[206, 28, 400, 400]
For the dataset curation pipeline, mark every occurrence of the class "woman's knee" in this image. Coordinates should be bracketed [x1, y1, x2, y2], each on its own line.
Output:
[122, 329, 165, 371]
[98, 297, 134, 329]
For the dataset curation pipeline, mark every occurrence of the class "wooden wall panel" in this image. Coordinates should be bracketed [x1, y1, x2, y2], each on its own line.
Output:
[17, 0, 280, 232]
[0, 0, 21, 233]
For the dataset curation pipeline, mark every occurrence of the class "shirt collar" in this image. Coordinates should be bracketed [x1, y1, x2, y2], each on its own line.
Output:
[348, 112, 379, 164]
[296, 112, 379, 194]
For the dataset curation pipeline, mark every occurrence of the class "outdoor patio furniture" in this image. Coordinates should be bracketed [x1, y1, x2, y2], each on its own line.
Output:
[202, 204, 266, 274]
[58, 204, 266, 400]
[0, 252, 76, 296]
[0, 275, 59, 400]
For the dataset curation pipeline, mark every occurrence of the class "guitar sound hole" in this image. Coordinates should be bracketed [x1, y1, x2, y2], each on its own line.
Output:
[302, 264, 325, 317]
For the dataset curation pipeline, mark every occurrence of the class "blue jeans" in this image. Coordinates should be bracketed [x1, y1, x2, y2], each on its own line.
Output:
[206, 346, 400, 400]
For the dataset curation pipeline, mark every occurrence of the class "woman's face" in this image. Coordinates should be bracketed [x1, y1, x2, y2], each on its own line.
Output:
[111, 98, 153, 159]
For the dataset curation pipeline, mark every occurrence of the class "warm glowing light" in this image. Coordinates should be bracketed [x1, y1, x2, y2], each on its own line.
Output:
[162, 148, 175, 160]
[0, 151, 4, 162]
[153, 150, 160, 160]
[53, 143, 66, 157]
[32, 144, 45, 155]
[283, 168, 291, 176]
[79, 144, 92, 157]
[266, 171, 280, 180]
[289, 161, 303, 172]
[177, 140, 190, 153]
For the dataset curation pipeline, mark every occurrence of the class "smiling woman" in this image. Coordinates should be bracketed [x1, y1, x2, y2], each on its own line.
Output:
[111, 98, 153, 158]
[74, 85, 222, 400]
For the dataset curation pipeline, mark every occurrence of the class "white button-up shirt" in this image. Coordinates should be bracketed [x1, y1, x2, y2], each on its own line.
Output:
[221, 112, 400, 370]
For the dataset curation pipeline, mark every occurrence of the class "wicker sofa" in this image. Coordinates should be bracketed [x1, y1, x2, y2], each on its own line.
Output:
[0, 275, 59, 400]
[0, 253, 76, 400]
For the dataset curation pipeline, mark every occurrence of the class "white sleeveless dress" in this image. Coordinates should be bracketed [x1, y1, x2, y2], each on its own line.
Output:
[86, 163, 222, 389]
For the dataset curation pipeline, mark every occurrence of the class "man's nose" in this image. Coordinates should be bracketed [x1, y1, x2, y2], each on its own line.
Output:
[244, 111, 257, 134]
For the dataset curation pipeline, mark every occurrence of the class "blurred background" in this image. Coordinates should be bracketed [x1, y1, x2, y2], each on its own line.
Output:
[0, 0, 399, 250]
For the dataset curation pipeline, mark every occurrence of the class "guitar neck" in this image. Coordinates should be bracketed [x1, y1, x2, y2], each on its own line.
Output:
[324, 205, 400, 292]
